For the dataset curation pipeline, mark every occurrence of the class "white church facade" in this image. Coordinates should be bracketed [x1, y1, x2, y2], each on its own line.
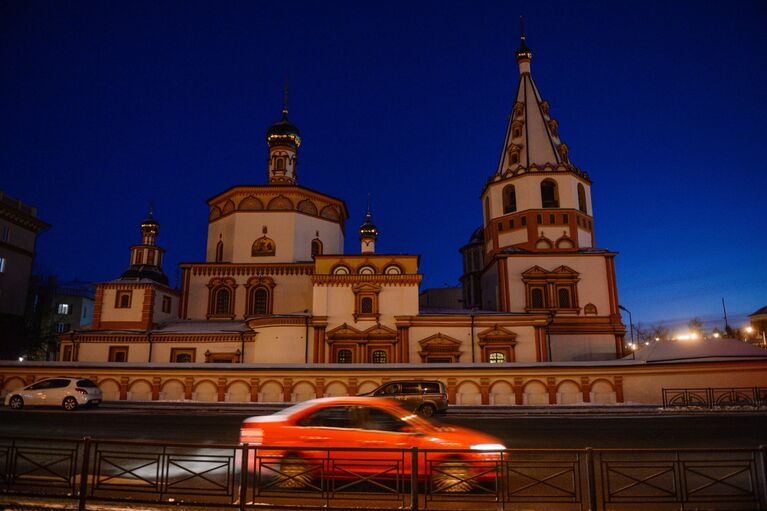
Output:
[59, 34, 626, 371]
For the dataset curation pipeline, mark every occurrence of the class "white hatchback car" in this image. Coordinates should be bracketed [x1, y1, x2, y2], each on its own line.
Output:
[4, 377, 103, 411]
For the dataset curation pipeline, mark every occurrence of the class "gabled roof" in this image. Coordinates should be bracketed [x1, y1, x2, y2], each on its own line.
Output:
[749, 305, 767, 317]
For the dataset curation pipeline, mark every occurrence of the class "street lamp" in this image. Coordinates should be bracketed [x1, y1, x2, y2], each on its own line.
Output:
[619, 304, 634, 345]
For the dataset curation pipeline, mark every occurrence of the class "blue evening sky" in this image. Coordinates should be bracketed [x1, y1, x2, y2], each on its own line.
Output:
[2, 1, 765, 331]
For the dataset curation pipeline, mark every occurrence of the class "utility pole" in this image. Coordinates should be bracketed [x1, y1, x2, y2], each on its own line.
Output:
[722, 298, 730, 331]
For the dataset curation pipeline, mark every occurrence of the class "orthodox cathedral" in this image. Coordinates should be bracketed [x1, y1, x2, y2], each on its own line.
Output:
[60, 33, 626, 366]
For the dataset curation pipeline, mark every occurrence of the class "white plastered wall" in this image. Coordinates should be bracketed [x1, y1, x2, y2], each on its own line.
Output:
[207, 211, 343, 263]
[249, 325, 309, 363]
[77, 343, 150, 363]
[152, 291, 180, 323]
[100, 288, 144, 322]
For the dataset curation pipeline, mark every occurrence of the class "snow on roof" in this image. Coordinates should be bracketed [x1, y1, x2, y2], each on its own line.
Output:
[626, 337, 767, 363]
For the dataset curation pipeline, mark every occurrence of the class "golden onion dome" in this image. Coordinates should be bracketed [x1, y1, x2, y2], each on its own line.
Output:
[266, 110, 301, 149]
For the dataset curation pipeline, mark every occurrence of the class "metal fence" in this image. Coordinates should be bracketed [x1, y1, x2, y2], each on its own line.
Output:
[662, 387, 767, 408]
[2, 436, 766, 510]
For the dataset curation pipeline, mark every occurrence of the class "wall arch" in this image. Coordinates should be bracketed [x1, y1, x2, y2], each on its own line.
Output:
[193, 380, 218, 402]
[324, 380, 348, 397]
[260, 380, 283, 402]
[2, 377, 27, 396]
[357, 380, 379, 394]
[489, 380, 513, 405]
[97, 378, 120, 401]
[128, 379, 152, 401]
[591, 379, 616, 404]
[456, 381, 481, 405]
[522, 379, 548, 405]
[556, 379, 582, 405]
[161, 379, 185, 401]
[292, 381, 316, 402]
[227, 381, 250, 402]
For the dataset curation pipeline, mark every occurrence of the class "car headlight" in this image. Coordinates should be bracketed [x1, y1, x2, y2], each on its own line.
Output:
[470, 443, 506, 451]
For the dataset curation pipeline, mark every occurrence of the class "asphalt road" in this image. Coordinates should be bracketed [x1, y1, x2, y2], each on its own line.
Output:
[1, 407, 765, 448]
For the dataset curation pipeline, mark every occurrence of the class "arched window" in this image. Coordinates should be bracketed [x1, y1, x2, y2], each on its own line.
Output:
[215, 241, 223, 262]
[213, 288, 231, 315]
[531, 288, 545, 308]
[176, 353, 192, 363]
[372, 350, 387, 363]
[311, 239, 323, 257]
[276, 157, 285, 171]
[541, 179, 559, 208]
[489, 352, 506, 363]
[361, 297, 373, 314]
[577, 183, 587, 213]
[134, 251, 143, 265]
[558, 288, 571, 308]
[510, 152, 519, 164]
[503, 185, 517, 214]
[249, 287, 269, 315]
[337, 349, 352, 363]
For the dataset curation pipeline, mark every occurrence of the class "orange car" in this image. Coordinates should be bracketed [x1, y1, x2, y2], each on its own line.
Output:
[240, 396, 506, 491]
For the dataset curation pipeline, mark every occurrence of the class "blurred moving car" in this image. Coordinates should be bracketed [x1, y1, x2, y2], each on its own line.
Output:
[4, 377, 102, 411]
[359, 380, 448, 417]
[240, 396, 505, 491]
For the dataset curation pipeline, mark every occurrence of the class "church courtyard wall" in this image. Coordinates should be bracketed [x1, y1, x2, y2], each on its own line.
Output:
[2, 360, 764, 407]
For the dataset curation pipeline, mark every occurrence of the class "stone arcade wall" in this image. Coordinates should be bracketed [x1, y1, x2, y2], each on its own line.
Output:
[1, 360, 766, 406]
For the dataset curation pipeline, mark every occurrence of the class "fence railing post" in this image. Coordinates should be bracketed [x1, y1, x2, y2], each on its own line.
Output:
[585, 448, 596, 511]
[410, 446, 419, 511]
[78, 436, 91, 511]
[239, 443, 249, 511]
[758, 445, 767, 508]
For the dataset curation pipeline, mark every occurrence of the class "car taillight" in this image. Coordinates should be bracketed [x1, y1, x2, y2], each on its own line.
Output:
[75, 388, 88, 395]
[240, 427, 264, 445]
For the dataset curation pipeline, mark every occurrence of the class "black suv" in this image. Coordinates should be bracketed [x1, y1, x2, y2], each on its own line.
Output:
[361, 380, 448, 417]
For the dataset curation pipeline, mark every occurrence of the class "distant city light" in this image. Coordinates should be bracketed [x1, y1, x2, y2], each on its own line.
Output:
[745, 326, 754, 334]
[18, 357, 23, 362]
[713, 332, 721, 338]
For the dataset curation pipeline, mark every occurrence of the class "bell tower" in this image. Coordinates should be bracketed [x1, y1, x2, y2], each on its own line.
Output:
[481, 22, 595, 256]
[266, 84, 301, 184]
[122, 208, 168, 285]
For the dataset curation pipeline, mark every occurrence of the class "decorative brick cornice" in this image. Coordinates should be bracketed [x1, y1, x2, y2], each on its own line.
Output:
[312, 274, 422, 286]
[182, 263, 314, 277]
[247, 317, 309, 328]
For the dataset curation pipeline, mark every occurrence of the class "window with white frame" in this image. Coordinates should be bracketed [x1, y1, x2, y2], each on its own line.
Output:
[0, 257, 5, 273]
[57, 303, 70, 315]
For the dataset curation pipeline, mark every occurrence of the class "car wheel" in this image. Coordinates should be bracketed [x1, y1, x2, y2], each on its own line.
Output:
[418, 403, 436, 418]
[432, 459, 473, 493]
[8, 395, 23, 410]
[277, 454, 313, 489]
[62, 396, 78, 411]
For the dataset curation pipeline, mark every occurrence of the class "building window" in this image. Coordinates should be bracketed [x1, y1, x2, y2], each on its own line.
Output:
[109, 346, 129, 362]
[549, 214, 555, 224]
[537, 214, 542, 224]
[577, 183, 587, 213]
[563, 214, 569, 224]
[531, 288, 545, 308]
[337, 349, 352, 363]
[213, 288, 231, 315]
[0, 225, 8, 241]
[489, 352, 506, 363]
[372, 350, 387, 363]
[509, 219, 514, 229]
[498, 222, 504, 232]
[558, 287, 572, 308]
[54, 322, 71, 334]
[0, 257, 6, 273]
[522, 265, 580, 312]
[215, 241, 224, 262]
[521, 216, 527, 226]
[115, 290, 132, 308]
[170, 348, 195, 363]
[249, 287, 269, 315]
[162, 295, 172, 313]
[311, 239, 323, 257]
[503, 185, 517, 213]
[134, 250, 144, 265]
[275, 157, 286, 171]
[541, 179, 559, 208]
[353, 283, 380, 320]
[57, 303, 70, 315]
